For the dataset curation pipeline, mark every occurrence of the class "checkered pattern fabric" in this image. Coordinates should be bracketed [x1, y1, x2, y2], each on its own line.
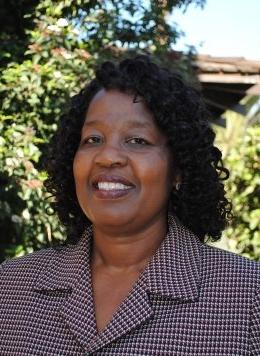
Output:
[0, 215, 259, 355]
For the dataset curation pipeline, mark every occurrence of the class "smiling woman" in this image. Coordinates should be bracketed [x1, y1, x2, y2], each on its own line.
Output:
[0, 56, 259, 355]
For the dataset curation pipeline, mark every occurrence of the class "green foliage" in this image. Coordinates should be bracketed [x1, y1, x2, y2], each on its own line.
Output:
[0, 0, 205, 262]
[223, 125, 260, 261]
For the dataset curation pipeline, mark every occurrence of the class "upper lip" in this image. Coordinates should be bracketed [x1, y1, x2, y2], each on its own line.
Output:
[91, 174, 135, 187]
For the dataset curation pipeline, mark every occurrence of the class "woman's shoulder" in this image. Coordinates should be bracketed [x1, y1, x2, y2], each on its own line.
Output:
[200, 242, 260, 289]
[201, 241, 259, 268]
[174, 216, 260, 287]
[1, 246, 56, 268]
[0, 238, 86, 292]
[0, 244, 75, 292]
[0, 247, 56, 287]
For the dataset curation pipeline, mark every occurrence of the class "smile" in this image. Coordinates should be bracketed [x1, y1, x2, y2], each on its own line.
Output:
[91, 174, 136, 198]
[97, 182, 132, 191]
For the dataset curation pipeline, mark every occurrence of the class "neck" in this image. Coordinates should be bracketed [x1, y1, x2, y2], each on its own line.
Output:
[91, 215, 168, 272]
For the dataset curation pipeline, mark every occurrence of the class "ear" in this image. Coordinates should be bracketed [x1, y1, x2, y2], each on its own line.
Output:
[173, 170, 182, 184]
[173, 172, 182, 190]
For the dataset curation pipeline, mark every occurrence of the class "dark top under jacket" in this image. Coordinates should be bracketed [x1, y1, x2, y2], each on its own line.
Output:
[0, 215, 259, 355]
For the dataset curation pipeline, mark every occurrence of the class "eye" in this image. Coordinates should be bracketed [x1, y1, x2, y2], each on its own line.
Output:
[126, 137, 150, 146]
[81, 135, 102, 145]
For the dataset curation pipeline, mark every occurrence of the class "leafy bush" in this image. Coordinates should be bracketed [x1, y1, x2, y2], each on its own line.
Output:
[223, 125, 260, 261]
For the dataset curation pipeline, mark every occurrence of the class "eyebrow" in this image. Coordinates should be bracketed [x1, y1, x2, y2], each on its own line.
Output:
[83, 119, 152, 130]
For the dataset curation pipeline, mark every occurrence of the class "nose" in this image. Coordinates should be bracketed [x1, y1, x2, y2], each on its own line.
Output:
[94, 143, 128, 168]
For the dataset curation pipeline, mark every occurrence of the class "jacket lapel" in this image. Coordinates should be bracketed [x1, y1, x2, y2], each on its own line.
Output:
[143, 215, 201, 300]
[33, 215, 202, 354]
[34, 228, 98, 350]
[59, 258, 98, 350]
[88, 277, 153, 353]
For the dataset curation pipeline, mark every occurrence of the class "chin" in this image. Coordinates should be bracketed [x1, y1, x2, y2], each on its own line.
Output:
[88, 210, 136, 230]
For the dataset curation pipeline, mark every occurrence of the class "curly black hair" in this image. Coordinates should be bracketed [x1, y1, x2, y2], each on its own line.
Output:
[45, 55, 232, 244]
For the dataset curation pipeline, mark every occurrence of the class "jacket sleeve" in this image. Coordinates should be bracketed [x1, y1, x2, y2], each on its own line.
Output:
[250, 287, 260, 355]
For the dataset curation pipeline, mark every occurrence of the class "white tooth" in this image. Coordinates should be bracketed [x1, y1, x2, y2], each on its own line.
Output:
[97, 182, 131, 190]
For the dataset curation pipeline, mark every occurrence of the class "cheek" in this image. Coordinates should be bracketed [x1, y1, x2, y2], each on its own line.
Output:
[73, 153, 91, 214]
[73, 151, 89, 185]
[138, 155, 173, 194]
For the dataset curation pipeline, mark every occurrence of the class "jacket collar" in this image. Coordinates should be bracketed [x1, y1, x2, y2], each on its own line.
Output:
[34, 214, 201, 301]
[142, 214, 201, 300]
[34, 231, 91, 292]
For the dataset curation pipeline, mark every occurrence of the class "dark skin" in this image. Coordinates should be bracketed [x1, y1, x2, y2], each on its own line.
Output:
[73, 89, 181, 332]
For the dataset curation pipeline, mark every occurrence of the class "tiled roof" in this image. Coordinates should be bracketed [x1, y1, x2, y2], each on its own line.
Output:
[194, 55, 260, 74]
[194, 55, 260, 89]
[186, 54, 260, 125]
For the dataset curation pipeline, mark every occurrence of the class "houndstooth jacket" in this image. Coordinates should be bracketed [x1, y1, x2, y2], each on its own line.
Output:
[0, 215, 259, 355]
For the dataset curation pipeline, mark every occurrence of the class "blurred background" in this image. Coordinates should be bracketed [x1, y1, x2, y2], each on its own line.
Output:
[0, 0, 259, 262]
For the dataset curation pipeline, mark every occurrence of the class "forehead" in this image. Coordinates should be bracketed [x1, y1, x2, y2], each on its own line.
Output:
[84, 89, 156, 129]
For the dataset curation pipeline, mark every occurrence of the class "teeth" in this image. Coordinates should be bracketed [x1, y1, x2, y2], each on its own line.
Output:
[97, 182, 131, 190]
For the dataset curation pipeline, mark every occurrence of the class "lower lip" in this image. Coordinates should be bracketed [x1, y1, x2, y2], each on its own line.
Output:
[93, 187, 134, 199]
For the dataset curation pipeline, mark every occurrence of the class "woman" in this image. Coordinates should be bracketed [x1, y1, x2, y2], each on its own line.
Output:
[1, 56, 259, 355]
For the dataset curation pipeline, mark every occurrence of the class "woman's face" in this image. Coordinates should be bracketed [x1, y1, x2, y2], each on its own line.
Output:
[73, 89, 176, 234]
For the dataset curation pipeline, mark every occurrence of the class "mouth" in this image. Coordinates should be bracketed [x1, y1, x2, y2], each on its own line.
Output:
[91, 174, 135, 199]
